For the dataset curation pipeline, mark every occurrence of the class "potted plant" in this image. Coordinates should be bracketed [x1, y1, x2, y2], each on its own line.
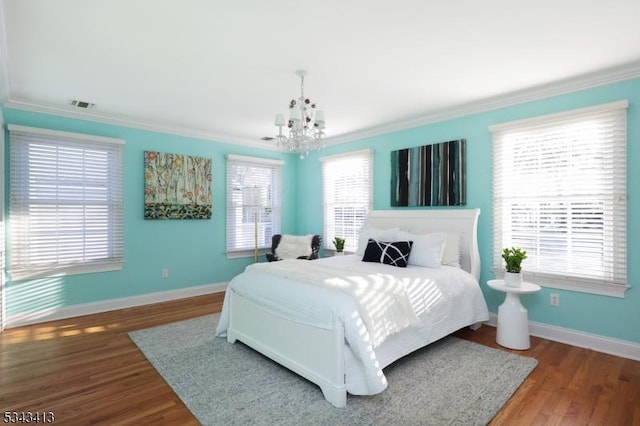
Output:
[502, 247, 527, 287]
[333, 237, 345, 255]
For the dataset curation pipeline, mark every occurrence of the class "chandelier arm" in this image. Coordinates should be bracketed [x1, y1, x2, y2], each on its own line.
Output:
[299, 74, 305, 130]
[273, 69, 324, 158]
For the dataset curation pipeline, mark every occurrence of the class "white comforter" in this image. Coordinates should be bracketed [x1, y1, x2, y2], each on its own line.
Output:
[215, 255, 489, 395]
[243, 259, 420, 347]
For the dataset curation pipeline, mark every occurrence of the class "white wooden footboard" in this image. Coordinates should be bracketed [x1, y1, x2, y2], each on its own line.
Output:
[227, 289, 347, 407]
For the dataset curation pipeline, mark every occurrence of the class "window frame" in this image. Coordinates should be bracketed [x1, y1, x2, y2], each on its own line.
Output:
[225, 154, 283, 259]
[321, 149, 373, 253]
[8, 125, 125, 281]
[490, 101, 629, 298]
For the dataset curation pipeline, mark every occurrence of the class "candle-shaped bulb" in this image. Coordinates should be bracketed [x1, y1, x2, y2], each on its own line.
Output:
[289, 105, 301, 121]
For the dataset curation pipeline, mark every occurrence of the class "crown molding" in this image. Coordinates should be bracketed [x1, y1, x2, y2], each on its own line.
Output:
[3, 61, 640, 150]
[325, 60, 640, 145]
[2, 98, 281, 152]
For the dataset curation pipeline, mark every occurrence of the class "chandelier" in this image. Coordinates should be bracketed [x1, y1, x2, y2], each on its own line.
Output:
[274, 70, 326, 158]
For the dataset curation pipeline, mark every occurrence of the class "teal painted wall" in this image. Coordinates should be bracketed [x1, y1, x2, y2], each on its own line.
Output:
[3, 78, 639, 345]
[296, 78, 640, 344]
[2, 109, 297, 317]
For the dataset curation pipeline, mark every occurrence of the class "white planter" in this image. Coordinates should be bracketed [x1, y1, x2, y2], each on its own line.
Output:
[504, 271, 523, 287]
[334, 251, 344, 256]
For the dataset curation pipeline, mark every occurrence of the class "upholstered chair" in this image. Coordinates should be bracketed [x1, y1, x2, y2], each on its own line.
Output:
[266, 234, 322, 262]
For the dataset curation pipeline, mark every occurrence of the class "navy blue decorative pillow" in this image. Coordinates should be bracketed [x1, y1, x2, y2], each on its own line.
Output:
[362, 239, 413, 268]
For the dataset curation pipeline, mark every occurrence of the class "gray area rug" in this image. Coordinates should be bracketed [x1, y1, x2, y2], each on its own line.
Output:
[129, 314, 537, 426]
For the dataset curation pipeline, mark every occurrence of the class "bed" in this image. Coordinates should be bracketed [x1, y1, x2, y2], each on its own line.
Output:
[215, 209, 489, 407]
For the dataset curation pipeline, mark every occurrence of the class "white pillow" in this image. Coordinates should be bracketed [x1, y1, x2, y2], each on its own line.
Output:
[277, 234, 313, 259]
[355, 226, 399, 256]
[442, 232, 462, 268]
[397, 231, 447, 268]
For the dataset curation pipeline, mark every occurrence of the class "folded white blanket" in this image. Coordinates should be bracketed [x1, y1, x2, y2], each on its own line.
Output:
[246, 259, 420, 347]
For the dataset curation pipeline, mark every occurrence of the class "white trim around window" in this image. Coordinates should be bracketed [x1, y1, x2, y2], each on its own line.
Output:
[321, 149, 373, 253]
[8, 125, 125, 280]
[225, 155, 283, 259]
[491, 101, 629, 298]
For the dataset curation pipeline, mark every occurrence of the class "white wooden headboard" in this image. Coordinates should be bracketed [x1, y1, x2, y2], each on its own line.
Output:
[364, 209, 481, 281]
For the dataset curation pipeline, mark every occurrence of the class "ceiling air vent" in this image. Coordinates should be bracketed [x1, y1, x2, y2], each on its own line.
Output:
[70, 100, 95, 109]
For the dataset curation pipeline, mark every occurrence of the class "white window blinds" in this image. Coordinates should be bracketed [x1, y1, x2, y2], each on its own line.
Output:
[491, 101, 628, 297]
[321, 149, 373, 252]
[226, 155, 283, 256]
[8, 125, 125, 280]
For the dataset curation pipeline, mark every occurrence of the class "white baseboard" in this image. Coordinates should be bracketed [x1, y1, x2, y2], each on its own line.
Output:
[7, 288, 639, 362]
[5, 282, 228, 329]
[487, 313, 640, 361]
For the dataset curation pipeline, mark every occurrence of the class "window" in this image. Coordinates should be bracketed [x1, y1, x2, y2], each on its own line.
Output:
[0, 124, 4, 331]
[491, 101, 628, 297]
[8, 125, 125, 280]
[321, 149, 373, 253]
[226, 155, 283, 257]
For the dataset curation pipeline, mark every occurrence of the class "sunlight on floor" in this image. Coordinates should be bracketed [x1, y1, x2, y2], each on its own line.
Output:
[2, 275, 122, 344]
[2, 321, 123, 344]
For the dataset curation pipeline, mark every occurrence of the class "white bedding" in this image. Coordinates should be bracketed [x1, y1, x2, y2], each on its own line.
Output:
[243, 259, 420, 347]
[216, 254, 489, 395]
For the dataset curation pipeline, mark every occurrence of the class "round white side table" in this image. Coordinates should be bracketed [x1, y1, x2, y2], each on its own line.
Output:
[487, 279, 541, 350]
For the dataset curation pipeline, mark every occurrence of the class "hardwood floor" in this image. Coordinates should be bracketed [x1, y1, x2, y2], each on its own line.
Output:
[453, 328, 640, 425]
[1, 293, 638, 425]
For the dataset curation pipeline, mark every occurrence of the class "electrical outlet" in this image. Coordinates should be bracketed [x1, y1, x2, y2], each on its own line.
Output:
[550, 293, 560, 307]
[161, 268, 169, 278]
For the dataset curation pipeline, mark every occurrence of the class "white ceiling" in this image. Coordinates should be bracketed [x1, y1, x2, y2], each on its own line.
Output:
[1, 0, 640, 149]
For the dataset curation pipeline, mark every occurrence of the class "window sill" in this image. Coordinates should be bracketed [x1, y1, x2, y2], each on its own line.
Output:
[226, 249, 268, 260]
[491, 268, 630, 298]
[325, 249, 354, 256]
[10, 262, 123, 281]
